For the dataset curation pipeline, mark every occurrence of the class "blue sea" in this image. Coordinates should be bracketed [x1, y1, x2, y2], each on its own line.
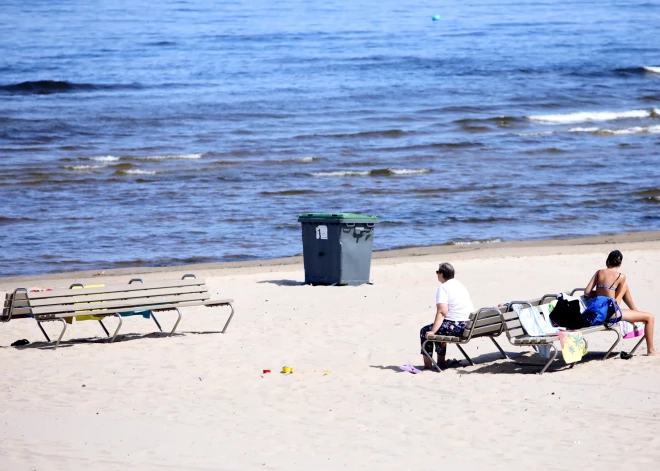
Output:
[1, 0, 659, 277]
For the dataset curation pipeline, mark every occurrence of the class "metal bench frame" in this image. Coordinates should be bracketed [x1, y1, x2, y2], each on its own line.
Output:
[2, 274, 235, 348]
[421, 306, 509, 372]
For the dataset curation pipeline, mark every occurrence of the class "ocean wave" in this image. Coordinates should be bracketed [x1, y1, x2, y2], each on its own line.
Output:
[89, 155, 121, 162]
[528, 109, 656, 124]
[296, 129, 408, 140]
[0, 80, 142, 95]
[309, 168, 430, 177]
[454, 116, 522, 126]
[117, 169, 158, 175]
[449, 238, 503, 246]
[129, 153, 203, 161]
[311, 170, 370, 177]
[259, 189, 313, 196]
[642, 66, 660, 74]
[62, 164, 107, 171]
[531, 125, 660, 136]
[0, 216, 35, 224]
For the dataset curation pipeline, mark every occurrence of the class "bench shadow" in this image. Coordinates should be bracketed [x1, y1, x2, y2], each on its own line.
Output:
[0, 330, 223, 350]
[257, 279, 306, 286]
[369, 365, 407, 373]
[457, 350, 621, 375]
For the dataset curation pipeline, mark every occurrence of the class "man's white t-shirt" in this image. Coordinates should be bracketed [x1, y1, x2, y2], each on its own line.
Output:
[435, 279, 474, 322]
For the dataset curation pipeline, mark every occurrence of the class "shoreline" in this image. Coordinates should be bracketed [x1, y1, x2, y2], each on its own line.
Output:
[3, 230, 660, 286]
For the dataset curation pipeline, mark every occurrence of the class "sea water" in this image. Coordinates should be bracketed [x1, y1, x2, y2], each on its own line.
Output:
[1, 0, 659, 276]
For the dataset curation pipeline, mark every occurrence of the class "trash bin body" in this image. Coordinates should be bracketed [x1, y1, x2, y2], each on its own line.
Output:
[298, 213, 378, 286]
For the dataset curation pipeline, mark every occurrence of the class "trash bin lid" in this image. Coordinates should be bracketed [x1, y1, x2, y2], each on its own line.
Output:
[298, 212, 378, 222]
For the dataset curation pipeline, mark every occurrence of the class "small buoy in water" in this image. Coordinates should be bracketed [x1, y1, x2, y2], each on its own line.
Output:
[432, 14, 441, 21]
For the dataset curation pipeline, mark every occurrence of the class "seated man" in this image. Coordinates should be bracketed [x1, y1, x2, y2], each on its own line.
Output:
[419, 262, 475, 369]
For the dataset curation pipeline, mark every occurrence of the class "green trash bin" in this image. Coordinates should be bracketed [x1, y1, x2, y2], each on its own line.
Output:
[298, 213, 378, 286]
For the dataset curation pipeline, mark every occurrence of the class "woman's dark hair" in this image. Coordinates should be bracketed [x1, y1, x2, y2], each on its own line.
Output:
[437, 262, 455, 280]
[606, 250, 623, 267]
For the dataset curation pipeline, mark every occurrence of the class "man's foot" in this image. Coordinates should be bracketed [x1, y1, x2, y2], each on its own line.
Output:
[646, 351, 660, 357]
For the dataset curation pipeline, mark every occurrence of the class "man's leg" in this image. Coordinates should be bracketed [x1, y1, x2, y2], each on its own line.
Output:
[420, 324, 436, 369]
[436, 342, 447, 369]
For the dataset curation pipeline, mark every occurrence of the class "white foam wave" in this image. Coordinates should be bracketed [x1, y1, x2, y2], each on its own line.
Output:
[452, 238, 502, 246]
[63, 165, 107, 171]
[388, 168, 431, 176]
[311, 170, 370, 177]
[643, 66, 660, 74]
[569, 125, 660, 135]
[567, 127, 600, 133]
[89, 155, 120, 162]
[298, 156, 319, 163]
[133, 153, 203, 161]
[528, 109, 651, 124]
[121, 169, 157, 175]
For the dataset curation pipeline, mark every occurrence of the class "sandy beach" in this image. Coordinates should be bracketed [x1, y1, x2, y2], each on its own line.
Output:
[2, 233, 660, 470]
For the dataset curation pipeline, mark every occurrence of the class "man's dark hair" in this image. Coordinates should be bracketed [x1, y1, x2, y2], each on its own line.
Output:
[437, 262, 455, 280]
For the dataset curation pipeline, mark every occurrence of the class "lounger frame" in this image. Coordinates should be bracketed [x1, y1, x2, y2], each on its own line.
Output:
[501, 288, 644, 374]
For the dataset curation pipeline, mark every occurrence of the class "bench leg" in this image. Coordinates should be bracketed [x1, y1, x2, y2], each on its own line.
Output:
[538, 343, 558, 375]
[169, 308, 182, 337]
[628, 335, 645, 356]
[602, 327, 621, 360]
[110, 313, 123, 343]
[456, 344, 474, 366]
[151, 312, 163, 332]
[54, 318, 67, 349]
[421, 340, 443, 372]
[36, 321, 51, 342]
[221, 303, 235, 334]
[490, 337, 509, 360]
[98, 320, 110, 337]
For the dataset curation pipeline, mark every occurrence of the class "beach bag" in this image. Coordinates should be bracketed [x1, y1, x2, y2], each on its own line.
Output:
[582, 297, 622, 327]
[549, 295, 590, 330]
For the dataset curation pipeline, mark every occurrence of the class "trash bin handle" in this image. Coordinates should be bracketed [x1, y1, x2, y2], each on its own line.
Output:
[344, 222, 356, 227]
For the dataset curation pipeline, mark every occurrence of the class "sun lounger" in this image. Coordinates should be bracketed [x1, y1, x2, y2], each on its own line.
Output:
[1, 274, 234, 348]
[422, 306, 509, 371]
[500, 289, 623, 374]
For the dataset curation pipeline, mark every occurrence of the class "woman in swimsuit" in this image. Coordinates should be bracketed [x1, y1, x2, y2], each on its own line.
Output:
[584, 250, 659, 357]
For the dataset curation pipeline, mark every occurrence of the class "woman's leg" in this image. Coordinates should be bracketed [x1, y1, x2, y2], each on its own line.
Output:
[616, 282, 639, 311]
[621, 309, 659, 356]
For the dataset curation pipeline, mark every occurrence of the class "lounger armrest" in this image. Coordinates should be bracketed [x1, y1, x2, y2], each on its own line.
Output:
[203, 299, 234, 307]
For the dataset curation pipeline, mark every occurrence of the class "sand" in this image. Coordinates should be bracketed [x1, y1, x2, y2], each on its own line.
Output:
[1, 233, 660, 470]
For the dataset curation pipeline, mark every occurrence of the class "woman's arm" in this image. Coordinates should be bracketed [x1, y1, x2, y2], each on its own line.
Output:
[426, 303, 449, 338]
[584, 271, 598, 297]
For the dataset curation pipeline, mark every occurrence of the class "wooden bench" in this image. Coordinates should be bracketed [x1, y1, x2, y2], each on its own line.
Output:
[1, 275, 234, 348]
[500, 290, 622, 374]
[422, 306, 509, 371]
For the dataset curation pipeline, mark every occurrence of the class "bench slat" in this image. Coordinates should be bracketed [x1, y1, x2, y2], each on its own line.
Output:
[31, 292, 211, 315]
[501, 311, 520, 321]
[27, 286, 209, 307]
[506, 320, 522, 330]
[16, 278, 207, 300]
[33, 299, 233, 320]
[507, 327, 525, 337]
[469, 324, 502, 337]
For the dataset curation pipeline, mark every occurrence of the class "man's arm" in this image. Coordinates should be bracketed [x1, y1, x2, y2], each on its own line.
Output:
[426, 303, 449, 338]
